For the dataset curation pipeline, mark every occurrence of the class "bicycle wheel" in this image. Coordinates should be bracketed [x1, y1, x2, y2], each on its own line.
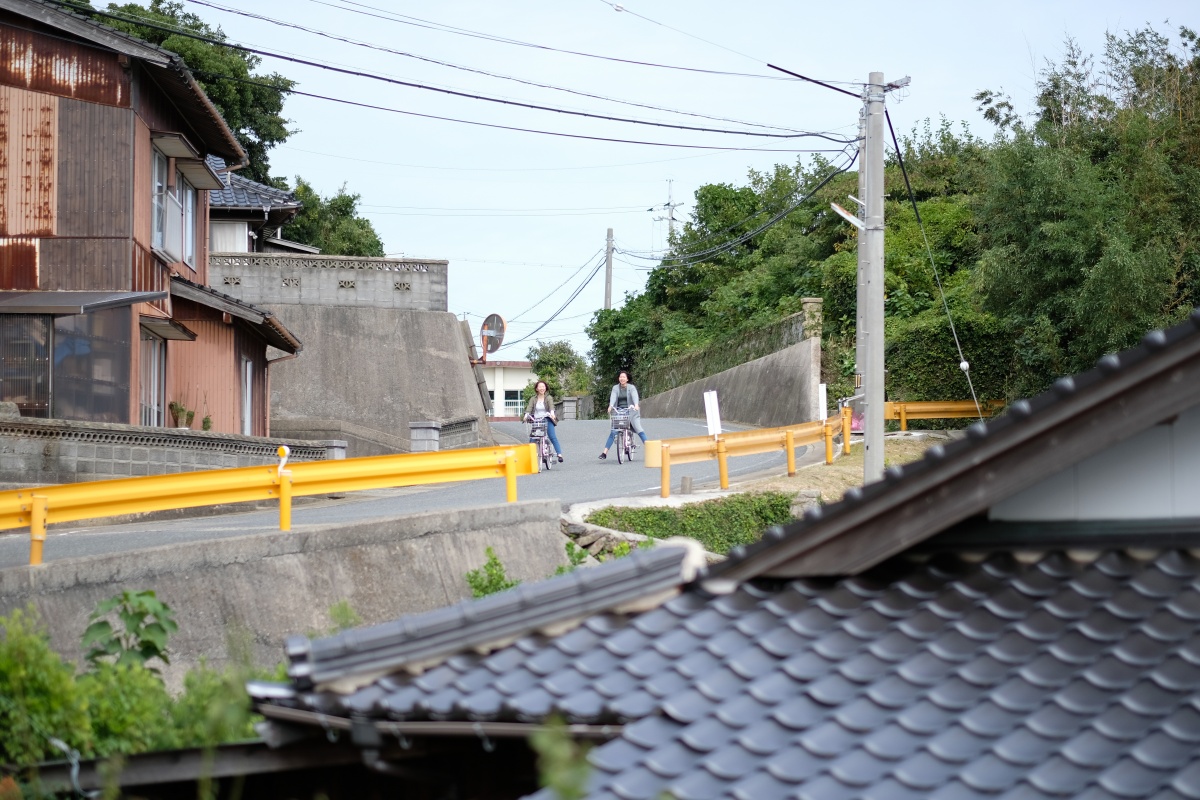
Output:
[623, 432, 632, 463]
[615, 431, 624, 464]
[542, 438, 552, 471]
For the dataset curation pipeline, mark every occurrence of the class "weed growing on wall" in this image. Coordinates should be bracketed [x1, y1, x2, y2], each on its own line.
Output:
[465, 547, 521, 598]
[585, 492, 794, 555]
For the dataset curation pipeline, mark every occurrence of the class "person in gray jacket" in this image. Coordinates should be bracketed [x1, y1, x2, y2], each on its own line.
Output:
[599, 371, 648, 459]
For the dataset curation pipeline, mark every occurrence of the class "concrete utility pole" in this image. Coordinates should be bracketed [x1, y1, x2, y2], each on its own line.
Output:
[862, 72, 886, 484]
[604, 227, 614, 310]
[854, 107, 867, 405]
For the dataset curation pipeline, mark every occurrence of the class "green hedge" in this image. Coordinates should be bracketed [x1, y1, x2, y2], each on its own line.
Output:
[585, 492, 793, 555]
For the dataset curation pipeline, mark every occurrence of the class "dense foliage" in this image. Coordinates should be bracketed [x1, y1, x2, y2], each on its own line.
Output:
[589, 25, 1200, 406]
[585, 492, 794, 555]
[280, 178, 386, 257]
[525, 340, 591, 400]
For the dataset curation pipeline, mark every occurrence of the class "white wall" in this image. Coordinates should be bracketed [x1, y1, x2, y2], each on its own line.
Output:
[481, 362, 537, 417]
[990, 405, 1200, 521]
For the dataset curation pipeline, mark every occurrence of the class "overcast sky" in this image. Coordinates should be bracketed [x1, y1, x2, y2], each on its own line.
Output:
[181, 0, 1191, 361]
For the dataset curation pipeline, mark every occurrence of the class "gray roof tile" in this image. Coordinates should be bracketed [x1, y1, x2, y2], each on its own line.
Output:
[252, 547, 1200, 799]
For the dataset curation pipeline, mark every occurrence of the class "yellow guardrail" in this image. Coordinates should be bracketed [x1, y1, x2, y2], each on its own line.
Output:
[1, 443, 538, 566]
[643, 415, 850, 498]
[884, 400, 1005, 430]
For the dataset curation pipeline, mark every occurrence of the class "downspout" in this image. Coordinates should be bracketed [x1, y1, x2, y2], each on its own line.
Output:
[265, 350, 299, 439]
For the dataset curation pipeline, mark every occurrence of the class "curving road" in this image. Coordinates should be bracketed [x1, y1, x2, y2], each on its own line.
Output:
[0, 417, 810, 568]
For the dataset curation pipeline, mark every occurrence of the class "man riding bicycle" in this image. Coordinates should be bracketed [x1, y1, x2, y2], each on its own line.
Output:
[599, 370, 648, 459]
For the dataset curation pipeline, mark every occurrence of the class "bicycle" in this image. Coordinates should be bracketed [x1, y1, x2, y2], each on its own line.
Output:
[610, 409, 636, 464]
[526, 416, 554, 471]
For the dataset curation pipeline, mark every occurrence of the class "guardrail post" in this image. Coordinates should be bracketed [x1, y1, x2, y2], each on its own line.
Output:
[278, 471, 293, 532]
[716, 438, 729, 490]
[899, 402, 908, 431]
[505, 450, 518, 502]
[660, 443, 671, 499]
[275, 446, 293, 532]
[824, 423, 834, 465]
[841, 406, 852, 455]
[785, 430, 796, 477]
[29, 495, 47, 566]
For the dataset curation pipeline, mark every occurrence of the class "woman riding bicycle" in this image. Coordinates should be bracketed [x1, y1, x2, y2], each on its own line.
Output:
[524, 380, 564, 462]
[599, 370, 648, 459]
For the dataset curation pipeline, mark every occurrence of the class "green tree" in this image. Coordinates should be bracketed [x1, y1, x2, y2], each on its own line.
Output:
[91, 0, 294, 183]
[526, 340, 589, 399]
[281, 178, 385, 257]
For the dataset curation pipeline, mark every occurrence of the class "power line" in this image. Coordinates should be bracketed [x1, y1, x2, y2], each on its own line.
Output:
[313, 0, 798, 81]
[509, 250, 604, 323]
[277, 143, 851, 173]
[501, 259, 607, 348]
[62, 1, 854, 143]
[186, 0, 807, 134]
[191, 70, 836, 152]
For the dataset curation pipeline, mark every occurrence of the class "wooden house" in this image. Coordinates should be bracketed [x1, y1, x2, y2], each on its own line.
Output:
[0, 0, 299, 435]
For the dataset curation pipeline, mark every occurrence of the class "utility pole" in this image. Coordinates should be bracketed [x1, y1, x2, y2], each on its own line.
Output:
[604, 227, 614, 310]
[862, 72, 886, 484]
[854, 107, 866, 411]
[651, 179, 683, 240]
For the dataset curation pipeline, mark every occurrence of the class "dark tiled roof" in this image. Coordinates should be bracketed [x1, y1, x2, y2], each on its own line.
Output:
[205, 157, 299, 211]
[282, 543, 703, 690]
[257, 548, 1200, 799]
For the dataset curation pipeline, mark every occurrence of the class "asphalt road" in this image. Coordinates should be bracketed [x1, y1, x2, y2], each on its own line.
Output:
[0, 417, 809, 568]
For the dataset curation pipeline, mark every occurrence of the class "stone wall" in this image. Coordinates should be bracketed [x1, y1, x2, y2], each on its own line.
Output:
[0, 501, 566, 690]
[639, 337, 822, 428]
[0, 413, 344, 486]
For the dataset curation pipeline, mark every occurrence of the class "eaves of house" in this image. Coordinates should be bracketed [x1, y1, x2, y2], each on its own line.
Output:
[231, 306, 1200, 797]
[171, 275, 301, 354]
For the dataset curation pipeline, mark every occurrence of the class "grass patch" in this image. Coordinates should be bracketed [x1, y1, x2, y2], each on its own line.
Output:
[585, 492, 793, 555]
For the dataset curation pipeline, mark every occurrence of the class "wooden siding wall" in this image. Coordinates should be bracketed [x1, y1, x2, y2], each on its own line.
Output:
[56, 97, 131, 238]
[131, 64, 200, 147]
[0, 17, 129, 108]
[40, 237, 129, 291]
[167, 300, 243, 434]
[132, 116, 151, 249]
[0, 84, 57, 238]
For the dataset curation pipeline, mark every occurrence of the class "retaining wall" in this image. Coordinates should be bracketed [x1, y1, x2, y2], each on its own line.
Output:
[639, 337, 821, 428]
[641, 300, 822, 396]
[209, 254, 492, 456]
[0, 500, 566, 690]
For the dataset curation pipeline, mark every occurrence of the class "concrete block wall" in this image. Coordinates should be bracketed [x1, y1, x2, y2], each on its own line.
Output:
[0, 501, 567, 691]
[209, 254, 448, 312]
[639, 338, 822, 428]
[0, 416, 345, 486]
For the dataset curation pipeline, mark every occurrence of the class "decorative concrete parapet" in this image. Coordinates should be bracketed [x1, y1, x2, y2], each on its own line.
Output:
[408, 416, 482, 452]
[209, 252, 449, 312]
[0, 417, 345, 486]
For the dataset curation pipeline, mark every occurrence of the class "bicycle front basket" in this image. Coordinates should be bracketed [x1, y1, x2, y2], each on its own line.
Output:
[529, 419, 548, 437]
[611, 413, 631, 430]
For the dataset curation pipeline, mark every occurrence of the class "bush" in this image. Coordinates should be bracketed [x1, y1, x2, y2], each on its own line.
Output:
[78, 663, 175, 757]
[465, 547, 520, 597]
[585, 492, 793, 555]
[0, 607, 92, 767]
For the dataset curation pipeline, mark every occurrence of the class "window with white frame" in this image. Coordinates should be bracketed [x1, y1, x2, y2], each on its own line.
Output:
[151, 150, 199, 265]
[139, 328, 166, 426]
